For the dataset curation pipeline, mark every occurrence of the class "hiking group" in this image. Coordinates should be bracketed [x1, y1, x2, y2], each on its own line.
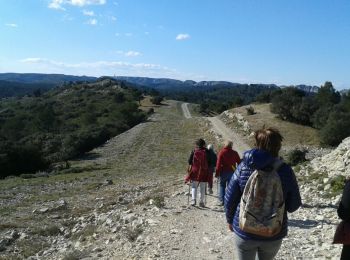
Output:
[185, 127, 350, 260]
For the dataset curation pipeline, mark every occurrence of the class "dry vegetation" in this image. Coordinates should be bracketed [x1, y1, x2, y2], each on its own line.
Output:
[231, 103, 320, 148]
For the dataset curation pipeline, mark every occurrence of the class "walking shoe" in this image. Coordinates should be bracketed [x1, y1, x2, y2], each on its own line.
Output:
[199, 202, 205, 207]
[208, 188, 213, 195]
[191, 199, 196, 206]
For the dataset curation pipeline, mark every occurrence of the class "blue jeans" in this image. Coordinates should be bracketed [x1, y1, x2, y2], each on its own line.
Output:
[219, 172, 233, 202]
[233, 232, 282, 260]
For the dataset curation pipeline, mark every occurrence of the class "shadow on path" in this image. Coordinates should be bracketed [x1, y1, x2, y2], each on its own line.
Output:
[288, 219, 319, 229]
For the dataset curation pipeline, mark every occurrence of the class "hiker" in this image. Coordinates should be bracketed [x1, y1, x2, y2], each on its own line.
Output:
[207, 144, 217, 195]
[225, 127, 301, 260]
[215, 140, 241, 206]
[337, 177, 350, 259]
[187, 138, 210, 207]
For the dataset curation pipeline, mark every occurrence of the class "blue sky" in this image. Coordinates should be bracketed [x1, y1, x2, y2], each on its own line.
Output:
[1, 0, 350, 89]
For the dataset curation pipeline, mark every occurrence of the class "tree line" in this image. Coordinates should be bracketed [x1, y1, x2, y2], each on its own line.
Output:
[268, 82, 350, 146]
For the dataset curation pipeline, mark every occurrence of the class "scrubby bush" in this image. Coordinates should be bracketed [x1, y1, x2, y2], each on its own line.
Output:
[246, 106, 255, 115]
[286, 149, 307, 166]
[150, 96, 163, 105]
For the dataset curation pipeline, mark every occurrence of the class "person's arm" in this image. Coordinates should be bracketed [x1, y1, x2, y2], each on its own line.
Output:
[225, 165, 242, 227]
[188, 150, 194, 165]
[284, 166, 302, 213]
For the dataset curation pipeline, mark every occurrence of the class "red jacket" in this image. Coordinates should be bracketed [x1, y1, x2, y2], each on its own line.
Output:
[215, 147, 241, 176]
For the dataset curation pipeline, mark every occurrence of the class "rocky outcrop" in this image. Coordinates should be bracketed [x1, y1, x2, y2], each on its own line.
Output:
[308, 137, 350, 177]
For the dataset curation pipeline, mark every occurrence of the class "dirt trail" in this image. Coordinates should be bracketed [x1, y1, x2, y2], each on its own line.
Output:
[207, 117, 251, 157]
[181, 102, 192, 119]
[104, 102, 244, 259]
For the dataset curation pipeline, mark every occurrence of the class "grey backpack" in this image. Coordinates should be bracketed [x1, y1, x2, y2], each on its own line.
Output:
[239, 160, 284, 237]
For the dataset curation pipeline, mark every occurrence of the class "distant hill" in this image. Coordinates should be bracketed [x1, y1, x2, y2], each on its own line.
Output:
[0, 73, 97, 98]
[115, 76, 278, 90]
[292, 84, 319, 93]
[0, 73, 96, 84]
[0, 80, 54, 98]
[0, 78, 145, 177]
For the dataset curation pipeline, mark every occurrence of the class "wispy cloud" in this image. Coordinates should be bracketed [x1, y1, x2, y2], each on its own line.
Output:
[87, 18, 98, 25]
[125, 33, 133, 37]
[19, 57, 177, 77]
[117, 51, 142, 57]
[5, 23, 18, 28]
[176, 33, 190, 41]
[82, 10, 95, 16]
[49, 0, 106, 10]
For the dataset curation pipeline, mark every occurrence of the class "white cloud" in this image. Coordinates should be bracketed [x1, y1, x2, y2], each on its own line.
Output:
[176, 33, 190, 40]
[19, 58, 176, 77]
[82, 10, 95, 16]
[87, 18, 97, 25]
[116, 51, 142, 57]
[5, 23, 18, 28]
[125, 33, 133, 37]
[111, 16, 117, 21]
[125, 51, 141, 57]
[48, 0, 66, 10]
[115, 33, 120, 37]
[49, 0, 106, 10]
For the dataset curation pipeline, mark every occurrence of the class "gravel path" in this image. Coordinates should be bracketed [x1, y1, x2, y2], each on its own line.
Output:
[181, 102, 192, 119]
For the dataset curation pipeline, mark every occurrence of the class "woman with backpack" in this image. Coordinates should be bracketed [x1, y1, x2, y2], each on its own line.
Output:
[225, 127, 302, 260]
[187, 138, 211, 207]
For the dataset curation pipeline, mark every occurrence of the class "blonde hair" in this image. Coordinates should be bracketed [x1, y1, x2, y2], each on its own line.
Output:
[254, 127, 283, 157]
[224, 140, 233, 148]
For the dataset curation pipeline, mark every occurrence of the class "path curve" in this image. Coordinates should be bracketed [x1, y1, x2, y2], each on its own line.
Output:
[181, 102, 192, 119]
[207, 116, 250, 156]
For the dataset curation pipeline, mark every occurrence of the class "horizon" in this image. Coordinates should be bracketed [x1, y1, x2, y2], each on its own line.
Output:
[0, 72, 326, 89]
[1, 0, 350, 90]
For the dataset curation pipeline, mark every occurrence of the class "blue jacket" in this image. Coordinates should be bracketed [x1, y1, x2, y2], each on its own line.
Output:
[225, 149, 302, 241]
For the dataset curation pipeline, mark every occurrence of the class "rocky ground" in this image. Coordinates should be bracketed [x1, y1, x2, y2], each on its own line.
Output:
[0, 100, 348, 259]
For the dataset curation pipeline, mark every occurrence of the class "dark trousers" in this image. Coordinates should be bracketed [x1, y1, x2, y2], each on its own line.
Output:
[341, 245, 350, 260]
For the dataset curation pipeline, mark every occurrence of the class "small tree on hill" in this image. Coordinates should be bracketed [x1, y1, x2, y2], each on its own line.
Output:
[151, 96, 164, 105]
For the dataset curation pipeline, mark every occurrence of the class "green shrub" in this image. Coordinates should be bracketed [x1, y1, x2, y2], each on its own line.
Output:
[150, 96, 163, 105]
[330, 175, 346, 194]
[286, 149, 307, 166]
[246, 106, 255, 115]
[152, 195, 165, 208]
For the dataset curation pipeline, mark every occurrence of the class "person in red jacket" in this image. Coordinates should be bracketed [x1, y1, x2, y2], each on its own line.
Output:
[187, 138, 211, 207]
[215, 140, 241, 206]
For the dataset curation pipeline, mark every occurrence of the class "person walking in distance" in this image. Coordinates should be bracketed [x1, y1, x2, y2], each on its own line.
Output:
[215, 140, 241, 206]
[187, 138, 210, 207]
[207, 144, 217, 195]
[225, 127, 301, 260]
